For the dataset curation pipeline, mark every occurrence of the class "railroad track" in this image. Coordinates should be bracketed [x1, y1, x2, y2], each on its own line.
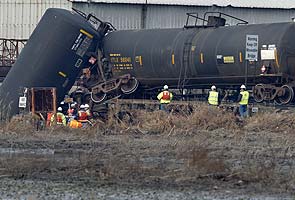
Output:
[96, 97, 295, 116]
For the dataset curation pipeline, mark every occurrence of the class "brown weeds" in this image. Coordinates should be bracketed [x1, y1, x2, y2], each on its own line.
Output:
[1, 104, 295, 192]
[2, 104, 295, 135]
[244, 110, 295, 133]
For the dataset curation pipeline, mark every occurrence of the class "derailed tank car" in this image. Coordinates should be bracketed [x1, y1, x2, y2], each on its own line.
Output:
[2, 10, 295, 119]
[0, 8, 110, 119]
[88, 13, 295, 105]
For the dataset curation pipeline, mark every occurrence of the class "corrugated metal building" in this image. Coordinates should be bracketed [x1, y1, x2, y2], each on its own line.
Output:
[2, 0, 295, 38]
[71, 0, 295, 30]
[0, 0, 71, 39]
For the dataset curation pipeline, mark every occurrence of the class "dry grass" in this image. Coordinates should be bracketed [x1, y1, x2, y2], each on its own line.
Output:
[1, 114, 36, 134]
[2, 104, 295, 136]
[0, 104, 295, 192]
[244, 110, 295, 133]
[95, 104, 240, 136]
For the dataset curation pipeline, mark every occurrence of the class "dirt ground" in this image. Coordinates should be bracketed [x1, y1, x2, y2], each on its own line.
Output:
[0, 105, 295, 199]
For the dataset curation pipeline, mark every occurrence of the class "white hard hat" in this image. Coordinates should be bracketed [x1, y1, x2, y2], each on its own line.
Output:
[60, 101, 65, 105]
[57, 107, 62, 111]
[80, 104, 85, 109]
[163, 85, 169, 90]
[84, 104, 89, 108]
[211, 85, 216, 90]
[70, 103, 75, 108]
[240, 84, 246, 89]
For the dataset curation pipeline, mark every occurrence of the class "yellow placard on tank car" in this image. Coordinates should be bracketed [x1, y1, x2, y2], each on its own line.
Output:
[223, 56, 235, 64]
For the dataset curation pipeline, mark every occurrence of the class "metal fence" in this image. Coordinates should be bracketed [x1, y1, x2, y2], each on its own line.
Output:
[0, 38, 27, 67]
[0, 38, 27, 80]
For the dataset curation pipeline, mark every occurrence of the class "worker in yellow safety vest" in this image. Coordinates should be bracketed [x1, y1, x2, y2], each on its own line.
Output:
[157, 85, 173, 111]
[237, 84, 249, 118]
[50, 107, 67, 126]
[208, 85, 219, 106]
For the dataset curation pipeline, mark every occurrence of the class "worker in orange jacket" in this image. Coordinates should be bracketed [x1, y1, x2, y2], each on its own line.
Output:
[78, 104, 88, 120]
[68, 119, 83, 128]
[84, 104, 92, 119]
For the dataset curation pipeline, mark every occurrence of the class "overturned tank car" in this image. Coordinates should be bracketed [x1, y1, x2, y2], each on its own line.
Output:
[0, 8, 113, 119]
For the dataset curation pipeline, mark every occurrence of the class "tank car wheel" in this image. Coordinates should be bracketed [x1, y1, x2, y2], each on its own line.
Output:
[90, 91, 107, 103]
[275, 85, 294, 105]
[253, 84, 265, 103]
[121, 78, 139, 94]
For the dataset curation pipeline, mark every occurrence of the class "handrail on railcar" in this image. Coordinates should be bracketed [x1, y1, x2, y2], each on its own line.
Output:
[185, 12, 248, 28]
[72, 8, 116, 31]
[185, 13, 209, 28]
[203, 12, 248, 26]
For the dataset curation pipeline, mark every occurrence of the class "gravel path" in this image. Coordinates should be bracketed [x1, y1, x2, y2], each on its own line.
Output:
[0, 178, 293, 200]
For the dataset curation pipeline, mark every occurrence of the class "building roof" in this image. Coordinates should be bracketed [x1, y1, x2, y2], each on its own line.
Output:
[69, 0, 295, 9]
